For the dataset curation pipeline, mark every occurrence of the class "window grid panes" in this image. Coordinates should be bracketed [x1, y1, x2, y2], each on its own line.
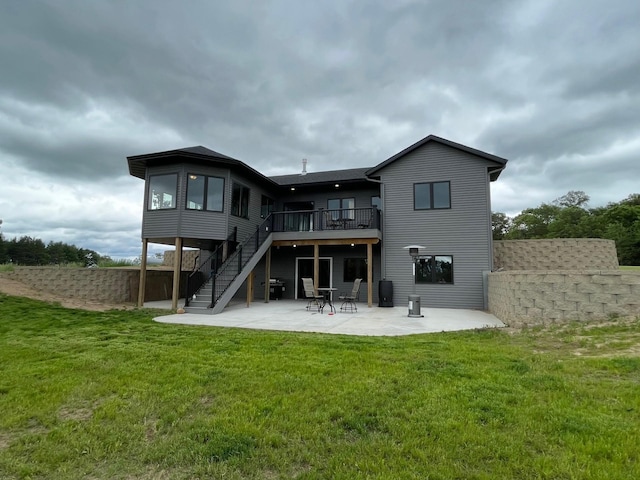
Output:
[186, 174, 224, 211]
[414, 182, 451, 210]
[416, 255, 453, 284]
[148, 173, 178, 210]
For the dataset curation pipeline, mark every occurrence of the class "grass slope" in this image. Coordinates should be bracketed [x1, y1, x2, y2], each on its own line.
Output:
[1, 294, 639, 479]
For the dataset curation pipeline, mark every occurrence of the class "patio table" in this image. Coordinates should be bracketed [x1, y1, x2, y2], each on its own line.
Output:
[317, 287, 337, 314]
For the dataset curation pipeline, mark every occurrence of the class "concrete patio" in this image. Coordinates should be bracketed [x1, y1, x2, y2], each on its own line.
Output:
[149, 299, 505, 336]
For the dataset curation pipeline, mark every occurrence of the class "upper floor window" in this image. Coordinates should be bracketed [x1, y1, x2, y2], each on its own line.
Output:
[414, 181, 451, 209]
[261, 195, 274, 218]
[186, 174, 224, 211]
[148, 173, 178, 210]
[231, 182, 250, 218]
[416, 255, 453, 284]
[328, 197, 355, 219]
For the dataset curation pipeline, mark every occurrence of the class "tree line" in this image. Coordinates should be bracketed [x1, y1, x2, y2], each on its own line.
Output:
[493, 191, 640, 265]
[0, 236, 103, 267]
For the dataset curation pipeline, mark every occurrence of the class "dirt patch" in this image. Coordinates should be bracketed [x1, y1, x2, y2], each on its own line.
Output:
[0, 275, 135, 312]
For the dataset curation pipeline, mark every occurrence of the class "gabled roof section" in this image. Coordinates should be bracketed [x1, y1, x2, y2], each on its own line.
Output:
[270, 167, 371, 186]
[127, 146, 279, 188]
[365, 134, 508, 181]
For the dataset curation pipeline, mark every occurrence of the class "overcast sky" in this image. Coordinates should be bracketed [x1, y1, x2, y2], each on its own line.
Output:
[1, 0, 639, 259]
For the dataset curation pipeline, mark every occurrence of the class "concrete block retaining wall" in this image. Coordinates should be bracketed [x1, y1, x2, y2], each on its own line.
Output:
[162, 250, 200, 268]
[4, 267, 185, 303]
[493, 239, 619, 271]
[488, 270, 640, 327]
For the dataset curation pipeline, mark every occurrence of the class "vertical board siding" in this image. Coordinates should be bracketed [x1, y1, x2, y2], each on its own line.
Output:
[379, 142, 496, 309]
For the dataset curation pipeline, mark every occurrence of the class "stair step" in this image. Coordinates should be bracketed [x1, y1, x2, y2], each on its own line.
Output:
[184, 306, 211, 314]
[188, 299, 211, 308]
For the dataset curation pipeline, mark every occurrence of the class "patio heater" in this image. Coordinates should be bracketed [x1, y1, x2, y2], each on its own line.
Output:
[404, 245, 425, 318]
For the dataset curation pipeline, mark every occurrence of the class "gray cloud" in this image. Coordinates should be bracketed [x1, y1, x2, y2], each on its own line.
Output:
[0, 0, 639, 257]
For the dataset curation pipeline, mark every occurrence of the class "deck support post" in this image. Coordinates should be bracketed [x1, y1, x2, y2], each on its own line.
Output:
[137, 239, 148, 307]
[313, 243, 320, 294]
[247, 270, 254, 307]
[172, 237, 183, 311]
[264, 247, 271, 303]
[367, 242, 373, 307]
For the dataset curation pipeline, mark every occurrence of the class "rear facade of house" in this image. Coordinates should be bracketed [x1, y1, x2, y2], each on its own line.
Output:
[127, 135, 507, 313]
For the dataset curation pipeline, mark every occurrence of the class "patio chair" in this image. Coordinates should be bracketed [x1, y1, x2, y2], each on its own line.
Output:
[339, 278, 362, 313]
[302, 277, 324, 312]
[323, 210, 341, 229]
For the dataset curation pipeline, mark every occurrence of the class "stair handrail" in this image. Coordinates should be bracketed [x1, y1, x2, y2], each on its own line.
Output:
[184, 227, 237, 306]
[210, 215, 273, 308]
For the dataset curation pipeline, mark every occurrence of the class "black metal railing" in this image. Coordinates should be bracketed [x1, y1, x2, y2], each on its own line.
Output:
[184, 207, 380, 309]
[184, 227, 237, 307]
[270, 207, 380, 232]
[209, 215, 273, 308]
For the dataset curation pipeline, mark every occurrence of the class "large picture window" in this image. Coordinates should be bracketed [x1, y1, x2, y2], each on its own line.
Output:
[416, 255, 453, 284]
[344, 258, 368, 282]
[186, 174, 224, 211]
[148, 173, 178, 210]
[231, 182, 250, 218]
[414, 181, 451, 209]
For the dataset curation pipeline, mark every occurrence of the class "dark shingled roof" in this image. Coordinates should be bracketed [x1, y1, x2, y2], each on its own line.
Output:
[127, 146, 279, 187]
[270, 167, 371, 186]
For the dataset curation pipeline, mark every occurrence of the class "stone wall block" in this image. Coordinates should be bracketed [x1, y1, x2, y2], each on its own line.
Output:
[621, 274, 640, 285]
[589, 293, 615, 304]
[554, 300, 578, 312]
[602, 284, 631, 295]
[564, 292, 591, 304]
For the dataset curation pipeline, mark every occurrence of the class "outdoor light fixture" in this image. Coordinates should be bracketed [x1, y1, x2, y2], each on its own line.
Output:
[335, 184, 340, 188]
[403, 245, 425, 318]
[293, 244, 297, 248]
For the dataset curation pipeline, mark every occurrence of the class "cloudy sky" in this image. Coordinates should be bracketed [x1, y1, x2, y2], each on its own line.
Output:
[1, 0, 639, 259]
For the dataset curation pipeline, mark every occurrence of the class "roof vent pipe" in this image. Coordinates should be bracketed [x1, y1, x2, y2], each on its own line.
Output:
[301, 158, 307, 175]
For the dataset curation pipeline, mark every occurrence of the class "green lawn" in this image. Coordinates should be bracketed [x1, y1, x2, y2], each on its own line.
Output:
[620, 265, 640, 271]
[1, 295, 639, 479]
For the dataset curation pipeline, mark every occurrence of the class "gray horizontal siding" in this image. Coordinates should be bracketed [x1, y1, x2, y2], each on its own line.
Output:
[378, 142, 495, 309]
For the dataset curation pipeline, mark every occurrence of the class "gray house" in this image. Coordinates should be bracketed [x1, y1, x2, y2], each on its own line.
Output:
[127, 134, 507, 313]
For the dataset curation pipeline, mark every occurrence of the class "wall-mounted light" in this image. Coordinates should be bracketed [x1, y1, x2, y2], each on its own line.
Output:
[290, 187, 296, 191]
[189, 174, 198, 180]
[335, 184, 340, 188]
[350, 243, 355, 247]
[293, 244, 297, 248]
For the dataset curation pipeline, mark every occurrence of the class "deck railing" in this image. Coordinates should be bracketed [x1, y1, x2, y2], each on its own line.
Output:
[270, 207, 380, 233]
[184, 227, 237, 307]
